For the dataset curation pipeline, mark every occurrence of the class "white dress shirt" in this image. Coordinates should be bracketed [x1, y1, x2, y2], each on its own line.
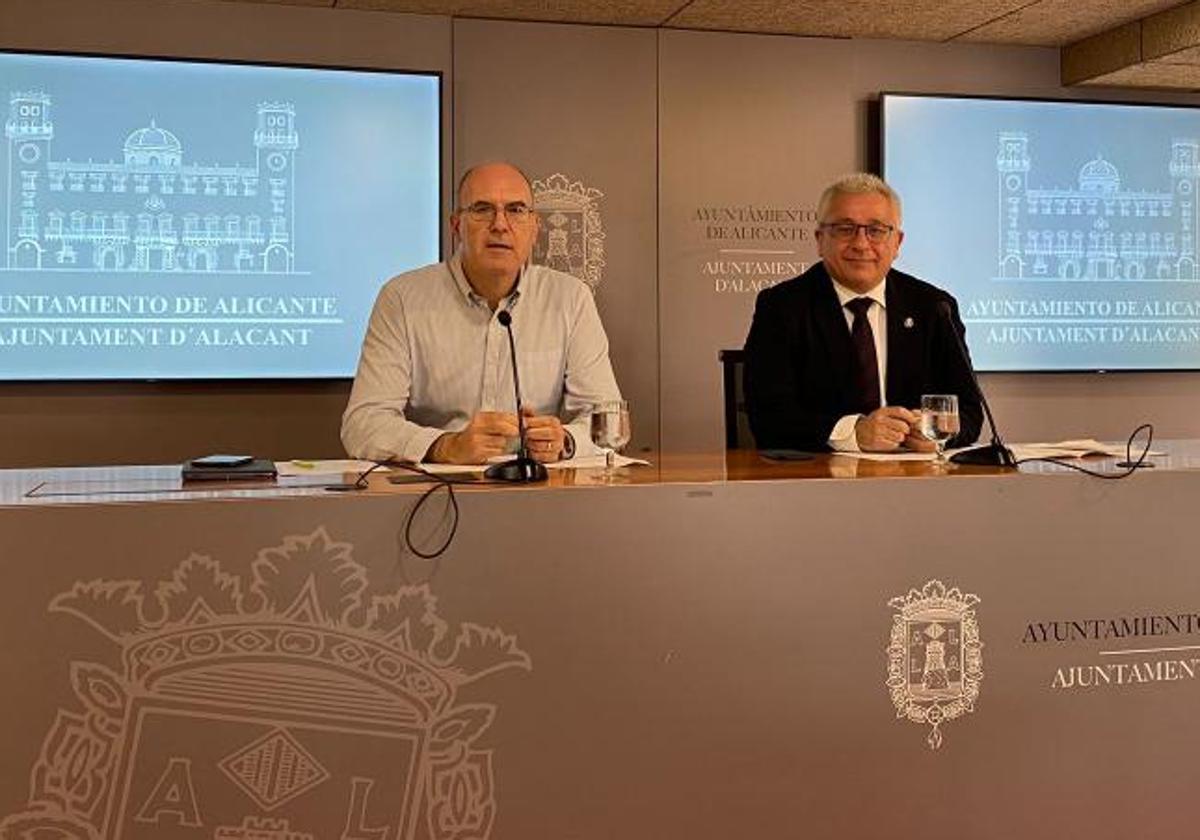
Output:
[828, 277, 888, 452]
[341, 254, 622, 462]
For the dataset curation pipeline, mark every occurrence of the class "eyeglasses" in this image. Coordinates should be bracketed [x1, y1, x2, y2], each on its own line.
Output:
[461, 201, 536, 226]
[820, 222, 896, 243]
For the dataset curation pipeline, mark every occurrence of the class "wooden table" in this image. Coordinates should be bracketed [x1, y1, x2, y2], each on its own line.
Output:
[2, 442, 1169, 504]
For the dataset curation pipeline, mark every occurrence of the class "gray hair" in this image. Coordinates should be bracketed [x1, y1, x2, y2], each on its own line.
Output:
[816, 173, 902, 224]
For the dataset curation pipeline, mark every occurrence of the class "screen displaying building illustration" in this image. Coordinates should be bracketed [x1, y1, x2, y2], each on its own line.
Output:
[885, 95, 1200, 371]
[0, 52, 439, 380]
[8, 94, 299, 275]
[996, 133, 1199, 283]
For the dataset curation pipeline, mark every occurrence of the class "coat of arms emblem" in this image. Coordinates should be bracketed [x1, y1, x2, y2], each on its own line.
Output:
[531, 173, 606, 291]
[886, 579, 983, 749]
[0, 528, 531, 840]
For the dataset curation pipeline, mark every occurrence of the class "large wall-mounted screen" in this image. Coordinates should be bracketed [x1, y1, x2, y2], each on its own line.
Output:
[882, 93, 1200, 372]
[2, 50, 440, 380]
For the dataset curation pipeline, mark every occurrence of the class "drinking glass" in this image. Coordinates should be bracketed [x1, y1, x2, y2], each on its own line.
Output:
[919, 394, 960, 466]
[590, 400, 631, 475]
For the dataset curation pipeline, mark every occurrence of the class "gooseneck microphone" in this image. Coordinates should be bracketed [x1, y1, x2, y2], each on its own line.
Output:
[484, 309, 549, 483]
[936, 301, 1018, 468]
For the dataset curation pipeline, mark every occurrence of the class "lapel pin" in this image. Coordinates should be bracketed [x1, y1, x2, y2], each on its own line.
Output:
[903, 317, 915, 329]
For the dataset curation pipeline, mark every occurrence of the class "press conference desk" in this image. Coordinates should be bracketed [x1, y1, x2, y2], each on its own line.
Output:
[0, 446, 1093, 504]
[0, 447, 1196, 839]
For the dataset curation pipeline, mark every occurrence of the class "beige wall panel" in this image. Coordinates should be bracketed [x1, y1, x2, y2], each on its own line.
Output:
[0, 0, 451, 467]
[658, 31, 851, 454]
[453, 19, 660, 454]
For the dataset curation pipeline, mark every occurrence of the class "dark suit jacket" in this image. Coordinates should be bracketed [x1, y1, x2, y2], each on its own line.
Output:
[743, 262, 983, 451]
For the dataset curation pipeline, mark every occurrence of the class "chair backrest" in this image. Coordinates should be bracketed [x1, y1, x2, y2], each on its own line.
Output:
[718, 349, 750, 449]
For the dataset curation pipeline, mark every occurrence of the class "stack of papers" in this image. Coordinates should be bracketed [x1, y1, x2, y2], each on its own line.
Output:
[843, 438, 1162, 463]
[1008, 439, 1163, 460]
[276, 455, 650, 478]
[275, 459, 386, 477]
[421, 453, 651, 475]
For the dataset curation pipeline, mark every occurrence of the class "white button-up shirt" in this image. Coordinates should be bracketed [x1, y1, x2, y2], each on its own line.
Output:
[341, 254, 622, 463]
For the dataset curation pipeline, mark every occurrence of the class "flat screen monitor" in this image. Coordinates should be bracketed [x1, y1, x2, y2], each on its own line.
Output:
[2, 50, 441, 380]
[881, 92, 1200, 372]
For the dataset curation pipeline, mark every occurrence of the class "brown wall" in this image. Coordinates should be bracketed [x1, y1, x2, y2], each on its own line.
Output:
[3, 0, 1200, 465]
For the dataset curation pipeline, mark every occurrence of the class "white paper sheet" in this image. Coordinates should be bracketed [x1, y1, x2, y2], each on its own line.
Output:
[275, 459, 389, 477]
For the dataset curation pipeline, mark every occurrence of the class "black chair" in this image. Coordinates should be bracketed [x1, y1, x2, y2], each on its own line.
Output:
[719, 349, 750, 449]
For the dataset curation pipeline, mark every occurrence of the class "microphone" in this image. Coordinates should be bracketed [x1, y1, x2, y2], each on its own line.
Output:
[935, 301, 1017, 468]
[484, 308, 549, 482]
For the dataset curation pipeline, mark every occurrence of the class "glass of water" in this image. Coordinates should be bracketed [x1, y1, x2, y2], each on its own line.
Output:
[920, 394, 960, 466]
[590, 400, 631, 476]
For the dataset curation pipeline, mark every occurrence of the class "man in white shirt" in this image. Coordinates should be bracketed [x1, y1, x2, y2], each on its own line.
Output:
[342, 162, 621, 464]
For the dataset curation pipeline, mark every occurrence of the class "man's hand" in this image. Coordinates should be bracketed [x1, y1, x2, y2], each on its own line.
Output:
[429, 411, 519, 464]
[855, 406, 919, 452]
[522, 409, 567, 463]
[903, 430, 937, 452]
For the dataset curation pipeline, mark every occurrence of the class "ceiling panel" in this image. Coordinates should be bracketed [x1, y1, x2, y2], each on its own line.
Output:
[664, 0, 1028, 41]
[339, 0, 682, 25]
[219, 0, 334, 6]
[99, 0, 1200, 90]
[1142, 1, 1200, 58]
[1060, 21, 1140, 84]
[1158, 45, 1200, 64]
[956, 0, 1184, 46]
[1062, 1, 1200, 88]
[1078, 59, 1200, 89]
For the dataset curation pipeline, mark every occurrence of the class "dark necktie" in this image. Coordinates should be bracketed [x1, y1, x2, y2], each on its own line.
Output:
[845, 297, 881, 414]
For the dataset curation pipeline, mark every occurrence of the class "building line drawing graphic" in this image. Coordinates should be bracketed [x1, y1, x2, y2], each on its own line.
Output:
[997, 132, 1200, 282]
[0, 528, 531, 840]
[6, 91, 300, 275]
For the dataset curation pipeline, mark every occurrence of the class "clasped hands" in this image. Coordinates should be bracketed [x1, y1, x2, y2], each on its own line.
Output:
[855, 406, 938, 453]
[429, 409, 566, 465]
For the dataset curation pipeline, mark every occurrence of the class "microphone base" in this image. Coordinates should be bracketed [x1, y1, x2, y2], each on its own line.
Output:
[483, 456, 549, 483]
[950, 443, 1018, 468]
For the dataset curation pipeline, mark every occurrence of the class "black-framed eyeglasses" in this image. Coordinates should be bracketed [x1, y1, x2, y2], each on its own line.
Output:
[819, 222, 896, 243]
[461, 201, 536, 225]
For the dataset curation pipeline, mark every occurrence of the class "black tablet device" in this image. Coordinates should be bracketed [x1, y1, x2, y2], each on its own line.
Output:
[182, 457, 278, 482]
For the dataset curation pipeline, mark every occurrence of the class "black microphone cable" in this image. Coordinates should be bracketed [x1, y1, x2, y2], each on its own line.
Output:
[1011, 423, 1155, 480]
[391, 461, 499, 560]
[323, 459, 462, 563]
[388, 462, 510, 561]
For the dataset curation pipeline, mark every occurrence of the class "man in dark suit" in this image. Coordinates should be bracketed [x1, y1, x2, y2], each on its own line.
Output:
[744, 173, 982, 453]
